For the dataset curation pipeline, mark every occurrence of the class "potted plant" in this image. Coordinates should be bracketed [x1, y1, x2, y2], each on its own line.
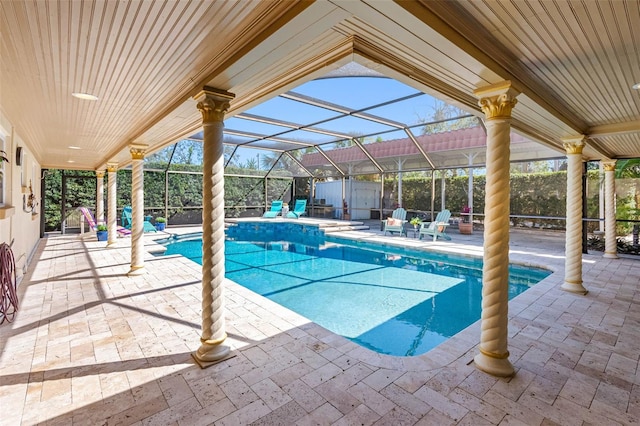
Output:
[96, 224, 108, 241]
[410, 216, 422, 237]
[155, 217, 167, 231]
[459, 206, 473, 234]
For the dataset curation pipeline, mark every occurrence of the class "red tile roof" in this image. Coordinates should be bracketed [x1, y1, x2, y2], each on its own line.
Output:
[301, 126, 530, 167]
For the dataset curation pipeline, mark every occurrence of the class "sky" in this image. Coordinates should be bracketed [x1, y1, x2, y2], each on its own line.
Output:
[219, 72, 442, 167]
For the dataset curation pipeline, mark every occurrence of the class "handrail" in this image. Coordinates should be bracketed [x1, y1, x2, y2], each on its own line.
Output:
[454, 213, 614, 222]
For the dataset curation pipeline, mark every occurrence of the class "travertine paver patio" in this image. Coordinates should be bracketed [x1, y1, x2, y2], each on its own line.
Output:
[1, 223, 639, 425]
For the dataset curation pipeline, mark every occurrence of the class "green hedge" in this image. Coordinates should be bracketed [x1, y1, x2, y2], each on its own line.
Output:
[384, 172, 566, 215]
[43, 169, 637, 235]
[383, 171, 603, 231]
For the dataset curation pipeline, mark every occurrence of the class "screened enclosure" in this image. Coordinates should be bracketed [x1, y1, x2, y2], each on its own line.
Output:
[43, 64, 640, 247]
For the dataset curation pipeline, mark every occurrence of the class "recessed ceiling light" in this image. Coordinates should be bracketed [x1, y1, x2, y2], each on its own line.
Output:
[71, 92, 99, 101]
[633, 83, 640, 90]
[67, 160, 75, 163]
[68, 146, 81, 150]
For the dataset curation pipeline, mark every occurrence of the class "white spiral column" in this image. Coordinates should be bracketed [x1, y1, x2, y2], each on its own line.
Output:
[96, 170, 105, 225]
[107, 163, 118, 246]
[193, 87, 235, 367]
[128, 145, 147, 276]
[473, 81, 519, 377]
[603, 161, 618, 259]
[598, 163, 605, 233]
[561, 138, 587, 294]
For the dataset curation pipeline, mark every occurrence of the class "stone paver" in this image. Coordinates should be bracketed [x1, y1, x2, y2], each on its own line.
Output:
[0, 224, 639, 425]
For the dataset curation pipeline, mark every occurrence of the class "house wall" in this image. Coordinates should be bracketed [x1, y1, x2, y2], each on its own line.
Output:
[0, 109, 42, 283]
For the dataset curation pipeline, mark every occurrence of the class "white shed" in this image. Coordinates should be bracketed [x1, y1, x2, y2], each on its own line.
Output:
[314, 180, 380, 220]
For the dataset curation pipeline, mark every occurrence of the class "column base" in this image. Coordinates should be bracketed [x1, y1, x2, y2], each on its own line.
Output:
[127, 265, 146, 276]
[193, 341, 232, 369]
[603, 252, 619, 259]
[561, 281, 588, 295]
[474, 352, 514, 377]
[192, 350, 235, 369]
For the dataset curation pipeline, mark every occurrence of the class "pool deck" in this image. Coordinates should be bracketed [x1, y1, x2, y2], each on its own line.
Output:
[1, 220, 640, 425]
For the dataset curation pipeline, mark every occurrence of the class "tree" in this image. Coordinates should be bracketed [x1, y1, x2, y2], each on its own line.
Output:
[172, 140, 203, 165]
[615, 159, 640, 179]
[419, 101, 478, 135]
[615, 158, 640, 235]
[243, 156, 259, 170]
[145, 145, 174, 167]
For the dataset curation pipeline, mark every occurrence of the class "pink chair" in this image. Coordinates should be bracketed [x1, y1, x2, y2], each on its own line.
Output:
[78, 207, 131, 237]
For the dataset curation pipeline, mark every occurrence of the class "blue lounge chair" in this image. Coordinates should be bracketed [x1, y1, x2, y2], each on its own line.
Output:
[419, 209, 452, 241]
[383, 208, 407, 236]
[286, 199, 307, 218]
[122, 206, 156, 232]
[287, 200, 307, 219]
[263, 200, 283, 218]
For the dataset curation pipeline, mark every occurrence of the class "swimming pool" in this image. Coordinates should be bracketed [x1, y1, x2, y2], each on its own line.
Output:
[161, 228, 550, 356]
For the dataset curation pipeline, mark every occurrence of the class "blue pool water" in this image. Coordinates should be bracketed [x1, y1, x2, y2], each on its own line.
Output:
[162, 230, 550, 356]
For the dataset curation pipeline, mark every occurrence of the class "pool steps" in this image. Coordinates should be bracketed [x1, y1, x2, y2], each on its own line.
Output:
[225, 218, 370, 234]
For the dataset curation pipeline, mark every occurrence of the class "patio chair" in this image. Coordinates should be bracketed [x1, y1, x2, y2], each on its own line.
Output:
[144, 220, 157, 232]
[78, 207, 99, 234]
[121, 206, 132, 228]
[263, 200, 283, 218]
[78, 207, 131, 238]
[419, 209, 452, 241]
[122, 206, 156, 232]
[383, 208, 407, 236]
[286, 199, 307, 218]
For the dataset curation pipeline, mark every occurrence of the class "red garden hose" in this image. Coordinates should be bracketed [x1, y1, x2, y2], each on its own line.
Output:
[0, 241, 18, 324]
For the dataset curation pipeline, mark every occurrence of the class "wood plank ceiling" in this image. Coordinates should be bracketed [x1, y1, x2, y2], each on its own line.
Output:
[0, 0, 638, 171]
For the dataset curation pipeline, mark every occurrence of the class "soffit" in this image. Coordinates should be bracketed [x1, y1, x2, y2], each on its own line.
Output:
[1, 0, 637, 173]
[0, 0, 312, 169]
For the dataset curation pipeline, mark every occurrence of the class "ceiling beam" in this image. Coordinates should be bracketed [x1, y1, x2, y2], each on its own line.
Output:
[588, 120, 640, 138]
